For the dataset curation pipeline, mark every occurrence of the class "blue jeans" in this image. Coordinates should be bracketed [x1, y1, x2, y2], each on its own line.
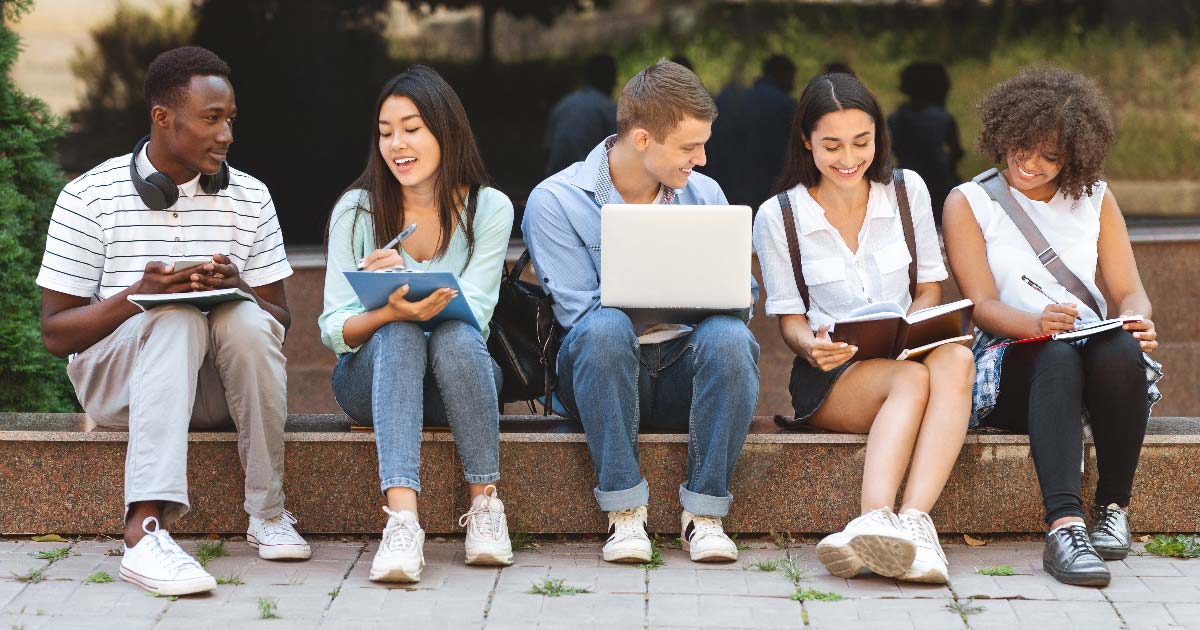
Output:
[555, 308, 760, 516]
[331, 320, 501, 494]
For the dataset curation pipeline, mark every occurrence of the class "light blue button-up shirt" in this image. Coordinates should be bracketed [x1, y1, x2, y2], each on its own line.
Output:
[522, 136, 757, 330]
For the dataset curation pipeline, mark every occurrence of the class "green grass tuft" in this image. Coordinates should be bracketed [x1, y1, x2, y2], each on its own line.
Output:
[32, 547, 70, 562]
[947, 599, 985, 616]
[85, 571, 114, 584]
[194, 540, 227, 567]
[1145, 535, 1200, 559]
[11, 566, 48, 584]
[790, 588, 844, 602]
[638, 537, 664, 570]
[529, 577, 588, 597]
[257, 596, 279, 619]
[510, 531, 538, 553]
[215, 574, 243, 585]
[977, 565, 1015, 576]
[744, 559, 785, 572]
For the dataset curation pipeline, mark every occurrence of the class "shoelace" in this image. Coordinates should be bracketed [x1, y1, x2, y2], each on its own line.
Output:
[1091, 507, 1124, 539]
[380, 507, 419, 553]
[1057, 524, 1098, 562]
[459, 500, 502, 540]
[902, 512, 947, 564]
[858, 507, 895, 530]
[687, 516, 727, 544]
[608, 507, 647, 544]
[140, 517, 203, 577]
[258, 510, 304, 542]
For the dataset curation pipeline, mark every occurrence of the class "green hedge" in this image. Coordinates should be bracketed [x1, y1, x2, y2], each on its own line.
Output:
[0, 1, 78, 412]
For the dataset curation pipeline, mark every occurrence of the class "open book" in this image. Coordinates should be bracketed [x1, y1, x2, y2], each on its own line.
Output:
[127, 287, 254, 311]
[985, 316, 1143, 350]
[831, 298, 975, 361]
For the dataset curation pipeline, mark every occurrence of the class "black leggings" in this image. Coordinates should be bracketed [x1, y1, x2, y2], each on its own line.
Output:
[983, 328, 1150, 524]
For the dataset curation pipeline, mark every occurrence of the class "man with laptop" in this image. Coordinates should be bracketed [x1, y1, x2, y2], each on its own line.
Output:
[523, 59, 761, 564]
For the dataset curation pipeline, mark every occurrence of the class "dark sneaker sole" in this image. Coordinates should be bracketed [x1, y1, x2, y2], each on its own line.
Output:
[1043, 561, 1111, 587]
[1093, 545, 1129, 561]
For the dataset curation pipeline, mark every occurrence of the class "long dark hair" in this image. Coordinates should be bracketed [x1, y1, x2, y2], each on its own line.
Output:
[331, 65, 490, 266]
[774, 72, 892, 194]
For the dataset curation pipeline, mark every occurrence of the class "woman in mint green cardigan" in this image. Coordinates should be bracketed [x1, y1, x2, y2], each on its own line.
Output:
[320, 66, 515, 583]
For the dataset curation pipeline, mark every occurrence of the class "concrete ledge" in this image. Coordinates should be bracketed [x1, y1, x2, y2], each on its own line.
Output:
[2, 414, 1197, 536]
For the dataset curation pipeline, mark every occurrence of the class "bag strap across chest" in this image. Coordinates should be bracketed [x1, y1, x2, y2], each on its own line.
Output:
[777, 169, 917, 311]
[972, 168, 1103, 317]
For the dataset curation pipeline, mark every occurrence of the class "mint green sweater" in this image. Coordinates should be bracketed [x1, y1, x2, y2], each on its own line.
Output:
[319, 187, 514, 355]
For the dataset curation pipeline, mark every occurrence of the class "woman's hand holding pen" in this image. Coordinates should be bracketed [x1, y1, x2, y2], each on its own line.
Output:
[384, 285, 457, 322]
[359, 248, 406, 271]
[801, 325, 857, 372]
[1038, 303, 1078, 335]
[1122, 315, 1158, 353]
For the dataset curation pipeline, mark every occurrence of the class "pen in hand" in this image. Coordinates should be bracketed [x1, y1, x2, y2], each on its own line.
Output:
[1021, 274, 1081, 322]
[358, 223, 418, 269]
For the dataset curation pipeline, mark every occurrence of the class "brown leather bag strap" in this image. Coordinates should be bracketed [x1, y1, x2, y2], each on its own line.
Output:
[892, 169, 918, 301]
[777, 191, 810, 310]
[973, 168, 1104, 317]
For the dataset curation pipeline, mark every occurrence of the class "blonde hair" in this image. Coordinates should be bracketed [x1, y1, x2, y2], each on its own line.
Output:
[616, 59, 716, 141]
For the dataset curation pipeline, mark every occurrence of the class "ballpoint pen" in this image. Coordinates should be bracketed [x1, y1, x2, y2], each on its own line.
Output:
[358, 223, 418, 268]
[1021, 274, 1081, 321]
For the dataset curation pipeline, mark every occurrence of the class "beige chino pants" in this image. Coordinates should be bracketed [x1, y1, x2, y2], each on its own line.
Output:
[68, 301, 288, 526]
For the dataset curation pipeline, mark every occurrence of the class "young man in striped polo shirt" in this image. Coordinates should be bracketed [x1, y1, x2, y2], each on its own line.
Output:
[37, 47, 309, 596]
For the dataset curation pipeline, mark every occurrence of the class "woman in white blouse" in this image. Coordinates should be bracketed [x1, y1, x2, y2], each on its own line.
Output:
[752, 72, 973, 584]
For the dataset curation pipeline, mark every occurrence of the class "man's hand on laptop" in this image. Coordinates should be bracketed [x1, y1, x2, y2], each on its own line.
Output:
[134, 261, 198, 294]
[385, 285, 457, 322]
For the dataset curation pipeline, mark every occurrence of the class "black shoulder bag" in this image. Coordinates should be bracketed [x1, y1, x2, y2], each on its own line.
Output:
[486, 249, 563, 414]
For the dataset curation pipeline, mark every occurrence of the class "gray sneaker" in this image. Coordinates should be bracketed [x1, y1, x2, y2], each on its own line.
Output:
[1089, 503, 1131, 561]
[1043, 523, 1110, 587]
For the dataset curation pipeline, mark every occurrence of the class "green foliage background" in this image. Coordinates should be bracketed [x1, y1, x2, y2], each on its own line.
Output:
[0, 0, 78, 411]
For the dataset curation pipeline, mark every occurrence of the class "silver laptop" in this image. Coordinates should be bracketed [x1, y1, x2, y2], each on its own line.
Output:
[600, 204, 752, 322]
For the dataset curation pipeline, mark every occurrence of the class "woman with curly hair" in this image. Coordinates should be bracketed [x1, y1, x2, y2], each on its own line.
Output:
[943, 65, 1162, 587]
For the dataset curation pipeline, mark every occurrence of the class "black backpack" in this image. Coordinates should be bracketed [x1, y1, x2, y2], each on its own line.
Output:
[486, 250, 562, 413]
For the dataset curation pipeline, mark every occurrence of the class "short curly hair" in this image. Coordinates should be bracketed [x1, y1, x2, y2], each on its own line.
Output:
[144, 46, 231, 111]
[976, 65, 1115, 200]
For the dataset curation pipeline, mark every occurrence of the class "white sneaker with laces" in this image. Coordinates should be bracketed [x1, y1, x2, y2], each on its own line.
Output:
[898, 509, 949, 584]
[680, 511, 738, 562]
[816, 507, 916, 578]
[370, 507, 425, 583]
[602, 505, 652, 563]
[460, 485, 513, 566]
[248, 509, 312, 560]
[119, 516, 217, 596]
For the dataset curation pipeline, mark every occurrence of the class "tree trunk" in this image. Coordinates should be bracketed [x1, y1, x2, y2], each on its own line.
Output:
[480, 0, 495, 68]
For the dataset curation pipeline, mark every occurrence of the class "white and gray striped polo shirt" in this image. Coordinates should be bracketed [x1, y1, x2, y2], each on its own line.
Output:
[36, 145, 292, 300]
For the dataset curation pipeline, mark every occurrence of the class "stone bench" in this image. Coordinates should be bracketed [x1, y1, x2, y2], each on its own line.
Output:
[2, 413, 1197, 536]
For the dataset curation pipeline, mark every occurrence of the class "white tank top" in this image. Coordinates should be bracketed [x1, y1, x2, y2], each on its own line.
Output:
[955, 178, 1108, 323]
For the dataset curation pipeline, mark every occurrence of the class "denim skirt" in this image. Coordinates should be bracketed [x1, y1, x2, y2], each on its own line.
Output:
[776, 356, 853, 429]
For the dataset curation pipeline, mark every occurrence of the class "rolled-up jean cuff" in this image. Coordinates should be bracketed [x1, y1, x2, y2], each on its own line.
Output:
[594, 478, 650, 512]
[679, 484, 732, 517]
[464, 472, 501, 485]
[381, 477, 421, 495]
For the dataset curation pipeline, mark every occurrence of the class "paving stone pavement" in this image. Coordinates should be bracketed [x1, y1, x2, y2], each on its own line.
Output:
[1, 537, 1198, 629]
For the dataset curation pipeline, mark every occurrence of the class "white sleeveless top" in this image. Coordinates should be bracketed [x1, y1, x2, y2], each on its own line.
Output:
[955, 179, 1108, 323]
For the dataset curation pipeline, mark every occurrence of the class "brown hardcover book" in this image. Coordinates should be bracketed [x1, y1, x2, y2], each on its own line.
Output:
[831, 299, 975, 361]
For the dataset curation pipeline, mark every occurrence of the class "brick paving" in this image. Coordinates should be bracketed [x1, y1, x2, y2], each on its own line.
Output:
[1, 537, 1197, 629]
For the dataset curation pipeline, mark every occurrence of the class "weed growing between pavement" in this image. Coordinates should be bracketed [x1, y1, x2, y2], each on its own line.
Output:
[258, 596, 279, 619]
[1145, 535, 1200, 558]
[32, 547, 70, 562]
[977, 565, 1015, 576]
[216, 574, 244, 585]
[529, 578, 588, 597]
[510, 531, 538, 553]
[195, 540, 227, 567]
[638, 537, 665, 570]
[947, 598, 985, 617]
[85, 571, 114, 583]
[790, 588, 844, 602]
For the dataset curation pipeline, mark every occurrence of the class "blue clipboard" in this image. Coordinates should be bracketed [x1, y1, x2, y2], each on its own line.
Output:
[343, 270, 480, 332]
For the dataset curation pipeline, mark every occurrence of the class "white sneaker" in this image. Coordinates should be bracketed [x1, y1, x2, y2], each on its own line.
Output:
[680, 511, 738, 562]
[119, 516, 216, 596]
[817, 507, 915, 578]
[602, 505, 652, 563]
[370, 507, 425, 583]
[899, 510, 949, 584]
[460, 485, 513, 566]
[248, 509, 312, 560]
